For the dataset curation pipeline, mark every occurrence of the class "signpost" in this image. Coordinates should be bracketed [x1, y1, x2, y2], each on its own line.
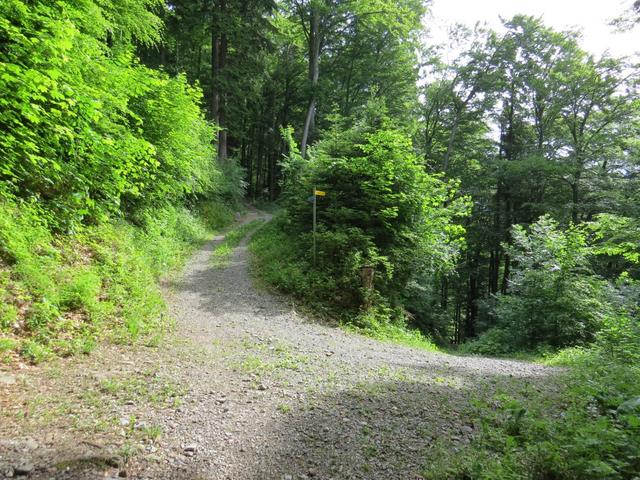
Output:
[312, 188, 326, 266]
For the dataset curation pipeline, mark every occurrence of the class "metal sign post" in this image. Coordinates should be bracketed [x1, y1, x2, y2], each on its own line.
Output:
[311, 188, 325, 267]
[313, 187, 317, 267]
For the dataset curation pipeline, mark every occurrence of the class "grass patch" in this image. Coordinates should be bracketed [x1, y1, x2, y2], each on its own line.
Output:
[0, 195, 235, 363]
[344, 309, 439, 353]
[97, 371, 185, 406]
[423, 346, 640, 480]
[211, 219, 265, 268]
[233, 338, 310, 379]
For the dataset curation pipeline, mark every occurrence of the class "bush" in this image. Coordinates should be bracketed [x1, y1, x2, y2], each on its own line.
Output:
[0, 0, 219, 229]
[493, 216, 613, 350]
[250, 216, 439, 350]
[0, 195, 233, 362]
[279, 112, 469, 314]
[426, 328, 640, 479]
[457, 328, 515, 355]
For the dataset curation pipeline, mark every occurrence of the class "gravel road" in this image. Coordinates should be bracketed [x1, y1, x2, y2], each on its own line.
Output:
[0, 211, 558, 479]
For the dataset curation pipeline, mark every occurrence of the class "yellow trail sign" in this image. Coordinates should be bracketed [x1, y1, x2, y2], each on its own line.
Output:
[314, 190, 326, 196]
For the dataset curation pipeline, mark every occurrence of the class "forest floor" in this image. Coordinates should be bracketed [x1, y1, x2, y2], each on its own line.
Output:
[0, 210, 560, 479]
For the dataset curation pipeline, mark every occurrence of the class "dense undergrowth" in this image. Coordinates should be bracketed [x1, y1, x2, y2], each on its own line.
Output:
[0, 0, 245, 363]
[0, 194, 235, 364]
[249, 217, 439, 352]
[251, 211, 640, 479]
[425, 318, 640, 480]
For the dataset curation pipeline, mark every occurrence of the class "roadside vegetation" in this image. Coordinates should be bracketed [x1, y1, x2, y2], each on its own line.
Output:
[0, 0, 242, 363]
[2, 0, 639, 478]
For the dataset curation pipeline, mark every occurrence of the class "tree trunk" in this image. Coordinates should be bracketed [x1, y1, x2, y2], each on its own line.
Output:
[571, 176, 580, 224]
[464, 250, 480, 340]
[443, 109, 461, 173]
[211, 0, 228, 161]
[300, 8, 321, 158]
[500, 254, 510, 294]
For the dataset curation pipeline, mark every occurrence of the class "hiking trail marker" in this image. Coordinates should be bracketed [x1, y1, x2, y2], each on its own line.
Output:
[312, 187, 326, 266]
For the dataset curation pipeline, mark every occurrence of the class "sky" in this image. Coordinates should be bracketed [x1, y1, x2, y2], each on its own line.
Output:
[425, 0, 639, 59]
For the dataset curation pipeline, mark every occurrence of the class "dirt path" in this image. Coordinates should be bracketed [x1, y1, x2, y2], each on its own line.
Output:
[0, 211, 558, 479]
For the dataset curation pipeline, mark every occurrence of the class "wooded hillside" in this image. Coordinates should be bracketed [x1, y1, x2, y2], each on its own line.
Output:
[1, 0, 639, 478]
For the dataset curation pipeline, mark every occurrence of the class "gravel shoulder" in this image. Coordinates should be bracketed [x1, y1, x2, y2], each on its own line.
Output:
[0, 211, 560, 479]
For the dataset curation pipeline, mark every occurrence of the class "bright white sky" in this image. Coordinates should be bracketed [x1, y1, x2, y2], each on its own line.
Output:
[426, 0, 639, 59]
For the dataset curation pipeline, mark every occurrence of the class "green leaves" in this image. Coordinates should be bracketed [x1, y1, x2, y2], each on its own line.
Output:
[0, 0, 218, 229]
[493, 216, 613, 349]
[280, 110, 470, 312]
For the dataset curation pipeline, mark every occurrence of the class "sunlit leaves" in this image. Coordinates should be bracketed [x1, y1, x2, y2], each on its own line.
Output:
[0, 0, 217, 229]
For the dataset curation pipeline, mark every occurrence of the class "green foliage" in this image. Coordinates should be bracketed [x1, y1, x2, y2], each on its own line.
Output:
[250, 217, 438, 350]
[249, 218, 328, 307]
[0, 0, 238, 362]
[195, 199, 238, 232]
[0, 0, 219, 229]
[0, 195, 232, 362]
[426, 321, 640, 480]
[588, 214, 640, 268]
[280, 112, 469, 313]
[346, 306, 439, 352]
[492, 216, 613, 350]
[457, 328, 516, 355]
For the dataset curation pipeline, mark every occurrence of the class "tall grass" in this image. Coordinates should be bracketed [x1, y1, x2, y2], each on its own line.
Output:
[0, 196, 234, 363]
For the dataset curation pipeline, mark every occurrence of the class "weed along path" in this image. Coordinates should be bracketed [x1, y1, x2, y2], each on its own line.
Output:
[0, 211, 558, 479]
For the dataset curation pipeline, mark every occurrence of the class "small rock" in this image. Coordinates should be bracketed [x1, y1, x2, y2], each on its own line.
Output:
[14, 463, 34, 476]
[0, 374, 16, 385]
[23, 439, 38, 450]
[283, 475, 293, 480]
[183, 444, 198, 453]
[308, 468, 317, 477]
[257, 383, 268, 391]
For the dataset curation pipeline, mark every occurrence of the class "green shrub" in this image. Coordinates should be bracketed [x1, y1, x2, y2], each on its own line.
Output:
[20, 340, 51, 364]
[279, 112, 469, 314]
[458, 328, 515, 356]
[250, 217, 439, 350]
[0, 194, 233, 362]
[0, 303, 18, 331]
[493, 216, 613, 350]
[0, 337, 19, 356]
[197, 200, 236, 231]
[25, 300, 61, 331]
[0, 0, 219, 228]
[60, 269, 102, 311]
[426, 316, 640, 480]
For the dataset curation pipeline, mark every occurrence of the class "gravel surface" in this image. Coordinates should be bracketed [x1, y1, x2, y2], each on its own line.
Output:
[0, 210, 559, 479]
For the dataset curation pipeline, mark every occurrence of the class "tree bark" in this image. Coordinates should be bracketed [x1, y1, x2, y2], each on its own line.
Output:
[211, 0, 228, 161]
[300, 8, 321, 158]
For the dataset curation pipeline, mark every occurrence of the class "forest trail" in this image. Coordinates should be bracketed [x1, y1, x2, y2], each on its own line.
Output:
[0, 211, 557, 479]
